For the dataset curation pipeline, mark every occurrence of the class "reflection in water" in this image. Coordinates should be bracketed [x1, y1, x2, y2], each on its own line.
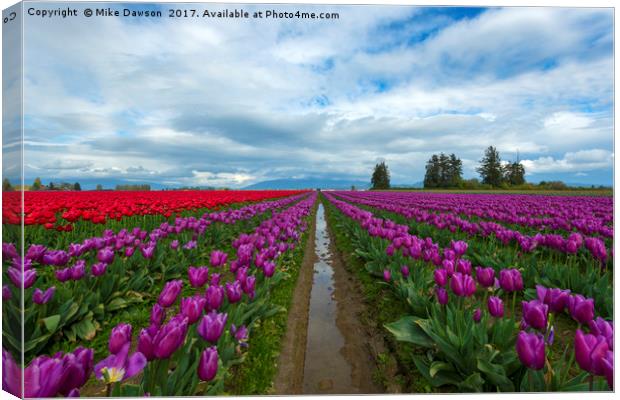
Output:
[302, 204, 352, 393]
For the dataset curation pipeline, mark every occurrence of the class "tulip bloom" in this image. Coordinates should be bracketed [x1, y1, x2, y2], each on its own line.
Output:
[2, 285, 11, 301]
[475, 266, 495, 287]
[7, 267, 37, 289]
[263, 261, 276, 277]
[180, 296, 207, 324]
[95, 343, 146, 384]
[450, 272, 476, 297]
[91, 262, 108, 277]
[601, 351, 613, 389]
[434, 269, 448, 287]
[2, 349, 21, 397]
[456, 259, 472, 275]
[197, 311, 228, 343]
[197, 347, 218, 381]
[383, 269, 391, 282]
[32, 287, 55, 305]
[568, 295, 595, 325]
[109, 323, 132, 354]
[150, 303, 166, 327]
[473, 308, 482, 323]
[436, 287, 448, 305]
[400, 265, 410, 279]
[451, 240, 468, 257]
[441, 259, 455, 276]
[141, 315, 189, 360]
[22, 355, 64, 397]
[205, 284, 224, 311]
[574, 329, 609, 376]
[242, 276, 256, 298]
[188, 266, 209, 288]
[588, 317, 613, 350]
[226, 281, 243, 303]
[58, 347, 94, 396]
[231, 324, 249, 344]
[521, 300, 549, 331]
[158, 279, 183, 308]
[70, 261, 86, 280]
[499, 269, 523, 292]
[209, 250, 228, 267]
[516, 331, 545, 370]
[97, 247, 115, 264]
[536, 285, 571, 314]
[488, 296, 504, 318]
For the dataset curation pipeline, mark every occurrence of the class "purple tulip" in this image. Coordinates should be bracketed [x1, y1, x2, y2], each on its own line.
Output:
[434, 269, 448, 286]
[588, 317, 613, 350]
[150, 304, 166, 327]
[23, 354, 65, 397]
[601, 351, 613, 389]
[188, 266, 209, 288]
[2, 349, 21, 397]
[473, 308, 482, 323]
[263, 261, 276, 277]
[180, 296, 207, 324]
[97, 247, 115, 264]
[2, 243, 18, 260]
[125, 246, 136, 258]
[488, 296, 504, 318]
[441, 259, 455, 276]
[109, 323, 132, 354]
[210, 273, 221, 286]
[575, 329, 610, 375]
[197, 311, 228, 343]
[568, 294, 595, 325]
[450, 272, 476, 297]
[456, 259, 472, 275]
[158, 279, 183, 308]
[436, 286, 448, 305]
[183, 240, 197, 250]
[205, 284, 224, 311]
[226, 281, 243, 303]
[26, 244, 47, 262]
[451, 240, 468, 257]
[170, 240, 179, 250]
[55, 267, 72, 282]
[32, 287, 55, 305]
[400, 265, 410, 278]
[95, 343, 146, 384]
[140, 245, 155, 259]
[152, 315, 189, 359]
[536, 285, 571, 314]
[2, 285, 12, 301]
[42, 250, 69, 266]
[443, 249, 456, 261]
[91, 262, 108, 277]
[57, 347, 94, 396]
[231, 324, 249, 344]
[242, 276, 256, 298]
[383, 269, 391, 282]
[197, 347, 218, 381]
[70, 261, 86, 280]
[7, 267, 37, 289]
[475, 266, 495, 287]
[209, 250, 228, 267]
[516, 331, 545, 370]
[499, 268, 523, 292]
[521, 300, 549, 331]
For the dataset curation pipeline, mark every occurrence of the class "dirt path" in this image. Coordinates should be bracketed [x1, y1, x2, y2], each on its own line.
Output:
[273, 201, 384, 395]
[272, 201, 317, 394]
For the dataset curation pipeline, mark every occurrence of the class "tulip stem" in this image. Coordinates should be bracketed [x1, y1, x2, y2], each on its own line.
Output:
[511, 291, 517, 320]
[588, 374, 593, 391]
[106, 384, 112, 397]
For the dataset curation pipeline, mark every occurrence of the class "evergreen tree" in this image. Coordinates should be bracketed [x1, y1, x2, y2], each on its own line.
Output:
[96, 184, 103, 191]
[2, 178, 13, 192]
[477, 146, 504, 187]
[504, 162, 526, 185]
[49, 182, 55, 190]
[424, 155, 441, 188]
[74, 182, 82, 191]
[447, 153, 463, 187]
[370, 161, 391, 190]
[31, 177, 42, 191]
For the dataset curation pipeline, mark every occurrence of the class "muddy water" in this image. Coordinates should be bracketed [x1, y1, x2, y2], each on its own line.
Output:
[302, 203, 353, 393]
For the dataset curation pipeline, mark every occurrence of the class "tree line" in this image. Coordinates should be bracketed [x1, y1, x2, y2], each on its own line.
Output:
[370, 146, 527, 190]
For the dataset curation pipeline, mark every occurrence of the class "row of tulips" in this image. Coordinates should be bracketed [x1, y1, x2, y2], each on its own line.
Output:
[2, 193, 308, 362]
[322, 192, 613, 392]
[336, 191, 612, 239]
[333, 191, 611, 265]
[2, 192, 317, 397]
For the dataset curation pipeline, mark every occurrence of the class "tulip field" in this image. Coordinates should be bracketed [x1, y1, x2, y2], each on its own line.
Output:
[1, 189, 614, 396]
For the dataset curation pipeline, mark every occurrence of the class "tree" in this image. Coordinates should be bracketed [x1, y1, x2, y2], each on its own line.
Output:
[504, 162, 525, 186]
[2, 178, 14, 191]
[49, 182, 55, 190]
[96, 184, 103, 191]
[371, 161, 391, 190]
[424, 153, 463, 188]
[74, 182, 82, 191]
[31, 177, 42, 191]
[477, 146, 504, 187]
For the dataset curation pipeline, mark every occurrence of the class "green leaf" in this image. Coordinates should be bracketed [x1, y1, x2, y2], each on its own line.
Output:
[384, 316, 434, 348]
[429, 361, 454, 378]
[42, 315, 61, 332]
[458, 372, 485, 392]
[477, 357, 515, 392]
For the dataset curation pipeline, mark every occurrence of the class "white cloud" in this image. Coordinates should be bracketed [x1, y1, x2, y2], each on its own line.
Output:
[522, 149, 614, 174]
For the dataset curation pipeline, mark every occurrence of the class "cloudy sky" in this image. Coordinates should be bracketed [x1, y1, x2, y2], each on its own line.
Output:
[6, 3, 614, 188]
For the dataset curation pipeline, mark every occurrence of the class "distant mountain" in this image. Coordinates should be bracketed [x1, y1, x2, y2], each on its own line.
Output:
[244, 178, 371, 190]
[392, 181, 424, 189]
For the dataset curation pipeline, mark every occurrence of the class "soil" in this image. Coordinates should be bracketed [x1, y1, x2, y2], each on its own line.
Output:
[273, 202, 385, 395]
